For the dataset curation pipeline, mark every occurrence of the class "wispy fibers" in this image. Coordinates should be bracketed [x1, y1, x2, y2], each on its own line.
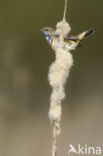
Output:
[48, 0, 73, 156]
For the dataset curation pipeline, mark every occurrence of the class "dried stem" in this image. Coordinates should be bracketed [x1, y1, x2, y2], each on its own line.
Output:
[48, 0, 72, 156]
[52, 121, 57, 156]
[63, 0, 68, 21]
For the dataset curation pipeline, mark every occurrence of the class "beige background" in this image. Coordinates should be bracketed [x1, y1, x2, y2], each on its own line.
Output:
[0, 0, 103, 156]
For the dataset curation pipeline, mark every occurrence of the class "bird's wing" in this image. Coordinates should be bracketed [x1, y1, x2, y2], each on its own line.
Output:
[76, 28, 95, 40]
[64, 36, 79, 43]
[65, 28, 94, 42]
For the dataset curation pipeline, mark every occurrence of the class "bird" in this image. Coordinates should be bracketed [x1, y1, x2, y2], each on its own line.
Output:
[40, 27, 94, 51]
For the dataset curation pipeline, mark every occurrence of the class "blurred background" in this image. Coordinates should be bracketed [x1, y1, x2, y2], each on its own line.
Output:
[0, 0, 103, 156]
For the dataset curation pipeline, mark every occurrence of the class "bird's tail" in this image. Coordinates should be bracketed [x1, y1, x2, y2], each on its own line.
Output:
[77, 28, 94, 40]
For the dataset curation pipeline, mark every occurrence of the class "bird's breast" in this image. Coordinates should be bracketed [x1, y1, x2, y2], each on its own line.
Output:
[50, 37, 59, 51]
[50, 37, 53, 47]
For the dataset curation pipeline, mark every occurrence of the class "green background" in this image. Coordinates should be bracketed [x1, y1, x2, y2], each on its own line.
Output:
[0, 0, 103, 156]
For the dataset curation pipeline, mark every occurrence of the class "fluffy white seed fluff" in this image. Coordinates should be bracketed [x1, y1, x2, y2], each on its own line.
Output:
[48, 20, 73, 136]
[47, 1, 74, 155]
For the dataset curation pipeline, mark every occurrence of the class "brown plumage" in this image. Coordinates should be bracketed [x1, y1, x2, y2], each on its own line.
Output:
[64, 28, 94, 43]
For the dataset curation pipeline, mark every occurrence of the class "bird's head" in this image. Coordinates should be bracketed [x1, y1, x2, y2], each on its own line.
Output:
[40, 27, 52, 44]
[40, 27, 54, 35]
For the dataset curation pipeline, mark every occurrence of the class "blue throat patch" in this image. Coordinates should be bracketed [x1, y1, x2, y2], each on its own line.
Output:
[42, 31, 48, 37]
[42, 31, 51, 44]
[46, 35, 51, 44]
